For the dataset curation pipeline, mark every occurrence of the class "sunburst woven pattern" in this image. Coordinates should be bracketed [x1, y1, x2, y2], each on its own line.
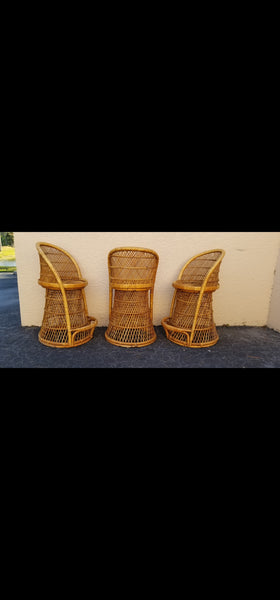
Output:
[105, 247, 159, 347]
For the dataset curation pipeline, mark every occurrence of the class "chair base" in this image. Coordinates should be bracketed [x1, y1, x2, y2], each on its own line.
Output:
[39, 317, 98, 348]
[105, 327, 157, 348]
[38, 287, 97, 348]
[162, 317, 219, 348]
[105, 289, 156, 347]
[162, 286, 220, 348]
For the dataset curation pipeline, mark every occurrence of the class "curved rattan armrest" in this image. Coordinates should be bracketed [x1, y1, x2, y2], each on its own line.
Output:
[161, 317, 191, 345]
[87, 316, 98, 325]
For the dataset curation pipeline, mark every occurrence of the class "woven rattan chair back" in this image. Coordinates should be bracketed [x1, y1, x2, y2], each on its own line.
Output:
[36, 242, 97, 348]
[37, 243, 82, 285]
[108, 247, 159, 289]
[180, 250, 223, 288]
[105, 247, 159, 347]
[162, 249, 225, 348]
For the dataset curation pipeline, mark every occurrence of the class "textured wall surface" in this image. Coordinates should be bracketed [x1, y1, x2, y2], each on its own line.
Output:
[14, 231, 280, 327]
[267, 248, 280, 332]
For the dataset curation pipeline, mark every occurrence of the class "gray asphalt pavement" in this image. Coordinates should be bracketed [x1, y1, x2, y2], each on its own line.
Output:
[0, 272, 279, 368]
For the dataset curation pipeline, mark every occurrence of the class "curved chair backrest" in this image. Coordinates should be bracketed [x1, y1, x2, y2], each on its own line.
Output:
[179, 249, 225, 289]
[36, 242, 82, 284]
[108, 247, 159, 287]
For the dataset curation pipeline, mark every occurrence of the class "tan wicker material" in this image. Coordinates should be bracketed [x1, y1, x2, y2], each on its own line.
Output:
[162, 249, 225, 348]
[105, 247, 159, 347]
[36, 242, 97, 348]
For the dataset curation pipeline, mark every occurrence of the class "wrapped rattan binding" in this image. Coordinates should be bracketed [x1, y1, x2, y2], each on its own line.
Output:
[162, 249, 225, 348]
[105, 247, 159, 347]
[36, 242, 97, 348]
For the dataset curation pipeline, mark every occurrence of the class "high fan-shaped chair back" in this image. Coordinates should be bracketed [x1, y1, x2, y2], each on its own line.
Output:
[36, 242, 97, 347]
[162, 249, 225, 347]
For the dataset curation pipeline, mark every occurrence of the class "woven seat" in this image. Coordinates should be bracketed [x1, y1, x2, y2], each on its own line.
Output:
[172, 280, 219, 293]
[105, 247, 159, 347]
[36, 242, 97, 348]
[38, 279, 88, 290]
[162, 249, 225, 348]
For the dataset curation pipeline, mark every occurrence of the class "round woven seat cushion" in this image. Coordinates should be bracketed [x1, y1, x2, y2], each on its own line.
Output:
[172, 280, 219, 293]
[38, 279, 88, 290]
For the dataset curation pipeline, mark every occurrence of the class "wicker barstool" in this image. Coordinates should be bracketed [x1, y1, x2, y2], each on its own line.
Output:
[162, 249, 225, 348]
[36, 242, 97, 348]
[105, 247, 159, 347]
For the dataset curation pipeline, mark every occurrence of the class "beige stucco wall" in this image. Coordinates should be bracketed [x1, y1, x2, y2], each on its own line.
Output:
[14, 231, 280, 328]
[267, 248, 280, 332]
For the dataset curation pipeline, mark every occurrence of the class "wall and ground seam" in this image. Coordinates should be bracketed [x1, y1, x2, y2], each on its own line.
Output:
[14, 232, 280, 329]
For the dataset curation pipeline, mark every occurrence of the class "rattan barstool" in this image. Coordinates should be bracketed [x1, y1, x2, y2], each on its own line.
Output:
[105, 247, 159, 347]
[162, 249, 225, 348]
[36, 242, 97, 348]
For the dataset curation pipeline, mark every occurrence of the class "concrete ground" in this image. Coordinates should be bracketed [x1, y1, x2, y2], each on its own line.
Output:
[0, 272, 279, 368]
